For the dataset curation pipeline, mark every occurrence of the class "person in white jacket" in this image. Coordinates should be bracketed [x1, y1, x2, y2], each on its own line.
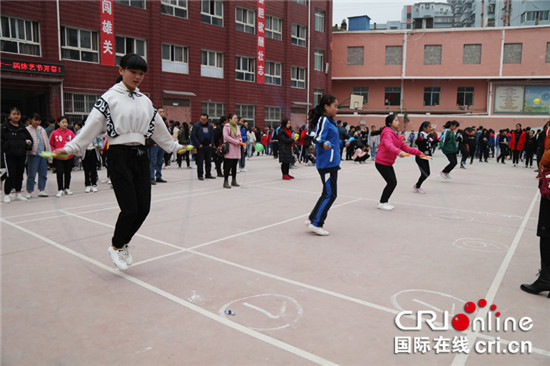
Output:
[247, 127, 257, 157]
[52, 54, 188, 271]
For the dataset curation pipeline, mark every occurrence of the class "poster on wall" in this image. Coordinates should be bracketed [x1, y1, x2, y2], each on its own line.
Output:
[494, 86, 524, 113]
[524, 86, 550, 114]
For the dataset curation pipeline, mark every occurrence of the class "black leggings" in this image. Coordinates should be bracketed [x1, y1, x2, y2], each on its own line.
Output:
[53, 158, 73, 191]
[541, 238, 550, 265]
[224, 158, 238, 180]
[82, 150, 99, 186]
[177, 151, 190, 167]
[281, 162, 290, 175]
[512, 150, 521, 165]
[3, 154, 26, 194]
[375, 163, 397, 203]
[415, 156, 430, 188]
[442, 152, 457, 174]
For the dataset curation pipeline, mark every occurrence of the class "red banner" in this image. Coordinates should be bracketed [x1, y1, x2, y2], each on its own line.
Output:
[100, 0, 115, 66]
[257, 0, 265, 84]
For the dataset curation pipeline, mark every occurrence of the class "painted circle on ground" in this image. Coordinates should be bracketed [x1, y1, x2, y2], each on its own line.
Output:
[452, 237, 508, 253]
[429, 212, 474, 223]
[219, 294, 303, 331]
[391, 289, 467, 325]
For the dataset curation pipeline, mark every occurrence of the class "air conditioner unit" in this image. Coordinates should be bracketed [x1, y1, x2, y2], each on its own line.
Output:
[349, 94, 364, 110]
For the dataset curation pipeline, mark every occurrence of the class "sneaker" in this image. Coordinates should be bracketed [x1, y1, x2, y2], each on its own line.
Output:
[64, 189, 73, 195]
[38, 191, 49, 197]
[3, 195, 11, 204]
[15, 193, 28, 201]
[307, 223, 330, 236]
[122, 244, 133, 266]
[108, 246, 128, 270]
[85, 186, 92, 193]
[25, 192, 32, 199]
[91, 185, 98, 192]
[150, 179, 157, 185]
[460, 165, 466, 169]
[56, 190, 64, 197]
[304, 219, 311, 227]
[237, 169, 241, 173]
[156, 178, 167, 183]
[288, 175, 295, 179]
[413, 186, 426, 194]
[440, 171, 449, 180]
[377, 202, 394, 211]
[240, 168, 248, 172]
[282, 174, 292, 180]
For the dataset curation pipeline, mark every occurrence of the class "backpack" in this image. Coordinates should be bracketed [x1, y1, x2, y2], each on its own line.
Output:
[438, 129, 449, 149]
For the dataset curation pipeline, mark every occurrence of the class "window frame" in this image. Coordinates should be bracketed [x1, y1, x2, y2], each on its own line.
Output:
[201, 0, 224, 27]
[0, 16, 41, 56]
[201, 49, 224, 78]
[265, 15, 282, 40]
[116, 0, 145, 9]
[314, 9, 325, 32]
[61, 26, 99, 63]
[423, 87, 441, 106]
[63, 92, 101, 124]
[201, 101, 225, 120]
[235, 104, 256, 126]
[235, 7, 255, 34]
[264, 106, 282, 128]
[161, 0, 188, 19]
[313, 89, 324, 106]
[162, 43, 189, 74]
[265, 61, 282, 86]
[457, 87, 474, 106]
[384, 87, 401, 106]
[352, 87, 369, 104]
[235, 55, 256, 82]
[291, 23, 306, 47]
[291, 66, 306, 89]
[314, 49, 324, 71]
[116, 36, 146, 66]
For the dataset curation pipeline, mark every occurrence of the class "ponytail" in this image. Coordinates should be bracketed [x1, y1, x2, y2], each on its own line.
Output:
[309, 94, 337, 129]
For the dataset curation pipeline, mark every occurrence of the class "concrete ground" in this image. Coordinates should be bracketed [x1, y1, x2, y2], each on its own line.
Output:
[1, 152, 549, 366]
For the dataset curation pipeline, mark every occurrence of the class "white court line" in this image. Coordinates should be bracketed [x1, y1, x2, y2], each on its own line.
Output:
[0, 218, 339, 366]
[451, 190, 542, 366]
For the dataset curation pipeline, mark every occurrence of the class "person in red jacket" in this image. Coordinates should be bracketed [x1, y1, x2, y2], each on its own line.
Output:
[509, 123, 526, 166]
[49, 116, 76, 197]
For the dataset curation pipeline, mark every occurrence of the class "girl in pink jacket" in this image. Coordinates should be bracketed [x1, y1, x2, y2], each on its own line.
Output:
[222, 113, 243, 189]
[375, 114, 422, 211]
[49, 116, 76, 197]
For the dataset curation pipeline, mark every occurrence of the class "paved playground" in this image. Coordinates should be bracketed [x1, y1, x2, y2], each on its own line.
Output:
[1, 153, 548, 365]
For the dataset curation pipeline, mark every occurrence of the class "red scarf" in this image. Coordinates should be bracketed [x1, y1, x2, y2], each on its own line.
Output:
[284, 128, 293, 146]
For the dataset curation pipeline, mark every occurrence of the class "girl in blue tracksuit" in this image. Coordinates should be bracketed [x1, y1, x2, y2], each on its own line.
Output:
[306, 95, 340, 236]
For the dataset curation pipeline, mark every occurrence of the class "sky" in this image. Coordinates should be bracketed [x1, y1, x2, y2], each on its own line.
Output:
[332, 0, 413, 26]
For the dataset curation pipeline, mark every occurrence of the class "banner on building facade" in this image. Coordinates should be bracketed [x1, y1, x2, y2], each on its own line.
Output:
[257, 0, 265, 84]
[100, 0, 115, 66]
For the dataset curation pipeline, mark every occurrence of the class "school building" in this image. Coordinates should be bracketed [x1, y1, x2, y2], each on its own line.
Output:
[332, 25, 550, 131]
[0, 0, 333, 128]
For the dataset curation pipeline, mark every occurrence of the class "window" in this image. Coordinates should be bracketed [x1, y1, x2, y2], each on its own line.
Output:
[235, 56, 255, 82]
[201, 0, 223, 26]
[291, 24, 306, 47]
[423, 87, 440, 106]
[116, 36, 146, 66]
[457, 87, 474, 106]
[521, 11, 549, 23]
[1, 16, 40, 56]
[503, 43, 522, 64]
[162, 43, 188, 74]
[291, 66, 305, 88]
[236, 7, 255, 34]
[347, 46, 364, 65]
[201, 101, 225, 120]
[424, 45, 442, 65]
[546, 42, 550, 63]
[265, 15, 282, 40]
[64, 92, 101, 124]
[265, 106, 282, 128]
[314, 89, 324, 106]
[294, 0, 307, 5]
[314, 50, 324, 71]
[236, 104, 255, 126]
[315, 9, 325, 32]
[385, 87, 401, 106]
[61, 26, 99, 63]
[116, 0, 145, 9]
[201, 50, 224, 78]
[385, 46, 402, 65]
[463, 44, 481, 64]
[352, 87, 369, 104]
[161, 0, 188, 19]
[265, 61, 282, 85]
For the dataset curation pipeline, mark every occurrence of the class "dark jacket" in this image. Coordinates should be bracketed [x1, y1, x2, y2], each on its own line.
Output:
[415, 131, 434, 156]
[191, 121, 214, 147]
[213, 125, 223, 147]
[1, 121, 32, 157]
[177, 127, 190, 145]
[278, 127, 294, 164]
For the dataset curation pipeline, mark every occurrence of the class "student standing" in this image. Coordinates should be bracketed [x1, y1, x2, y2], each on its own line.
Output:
[439, 121, 459, 179]
[496, 130, 509, 164]
[222, 113, 242, 189]
[413, 121, 434, 194]
[523, 129, 536, 168]
[53, 54, 186, 271]
[25, 113, 50, 198]
[375, 114, 423, 210]
[509, 123, 526, 167]
[50, 116, 76, 197]
[278, 119, 295, 180]
[306, 95, 340, 236]
[1, 107, 32, 203]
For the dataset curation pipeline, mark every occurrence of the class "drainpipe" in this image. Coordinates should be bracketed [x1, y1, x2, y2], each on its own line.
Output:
[400, 30, 408, 112]
[306, 0, 311, 111]
[56, 0, 64, 113]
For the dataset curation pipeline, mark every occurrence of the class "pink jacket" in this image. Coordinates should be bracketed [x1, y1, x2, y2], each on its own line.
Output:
[223, 124, 242, 159]
[26, 125, 51, 156]
[50, 128, 76, 159]
[375, 127, 421, 166]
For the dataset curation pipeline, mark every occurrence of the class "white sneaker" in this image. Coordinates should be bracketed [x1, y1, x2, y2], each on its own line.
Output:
[237, 169, 241, 173]
[413, 186, 426, 194]
[440, 171, 449, 180]
[25, 192, 32, 199]
[38, 191, 49, 197]
[304, 219, 311, 227]
[307, 223, 330, 236]
[3, 195, 11, 203]
[64, 189, 73, 195]
[240, 168, 248, 172]
[15, 193, 28, 201]
[56, 190, 64, 197]
[122, 244, 133, 266]
[91, 185, 98, 192]
[85, 186, 92, 193]
[108, 246, 128, 270]
[377, 202, 394, 211]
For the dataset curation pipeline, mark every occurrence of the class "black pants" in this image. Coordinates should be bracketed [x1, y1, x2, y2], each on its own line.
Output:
[3, 154, 26, 194]
[196, 146, 212, 178]
[82, 150, 99, 186]
[442, 152, 457, 174]
[53, 158, 74, 191]
[309, 168, 338, 227]
[415, 156, 430, 188]
[497, 145, 508, 163]
[525, 152, 534, 167]
[512, 150, 521, 165]
[213, 152, 223, 176]
[479, 145, 489, 161]
[375, 163, 397, 203]
[272, 141, 279, 158]
[224, 158, 238, 180]
[177, 151, 190, 168]
[281, 162, 290, 175]
[108, 145, 151, 249]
